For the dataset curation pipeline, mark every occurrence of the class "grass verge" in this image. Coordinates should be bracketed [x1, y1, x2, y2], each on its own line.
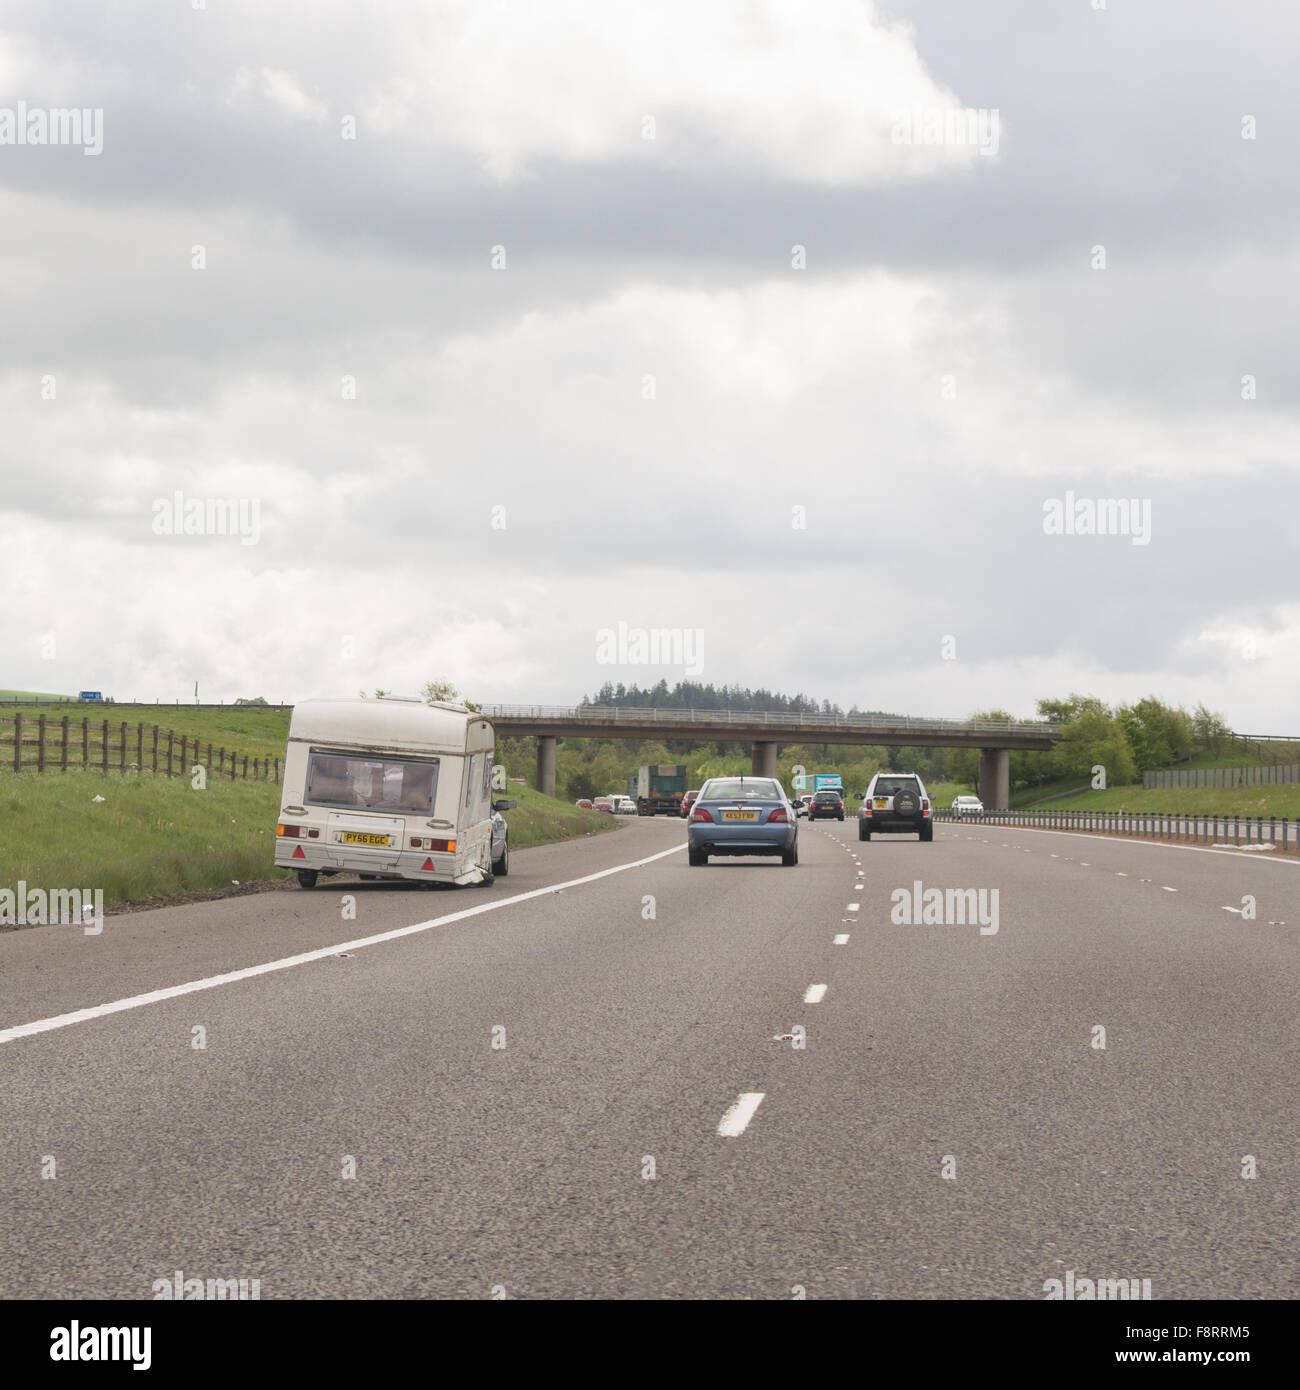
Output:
[0, 771, 623, 920]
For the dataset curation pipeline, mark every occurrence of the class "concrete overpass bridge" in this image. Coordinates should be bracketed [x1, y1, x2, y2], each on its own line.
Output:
[478, 705, 1062, 810]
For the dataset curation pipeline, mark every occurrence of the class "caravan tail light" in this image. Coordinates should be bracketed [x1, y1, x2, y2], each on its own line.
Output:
[278, 825, 320, 839]
[410, 837, 457, 852]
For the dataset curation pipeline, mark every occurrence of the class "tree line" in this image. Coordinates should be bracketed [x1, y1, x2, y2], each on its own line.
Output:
[495, 682, 1234, 802]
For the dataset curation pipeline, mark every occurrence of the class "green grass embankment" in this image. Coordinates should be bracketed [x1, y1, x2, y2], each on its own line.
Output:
[0, 772, 622, 918]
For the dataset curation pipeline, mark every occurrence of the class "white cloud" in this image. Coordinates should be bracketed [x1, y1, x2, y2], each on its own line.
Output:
[362, 0, 990, 184]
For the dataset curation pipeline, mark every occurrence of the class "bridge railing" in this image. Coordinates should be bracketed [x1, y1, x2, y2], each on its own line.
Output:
[479, 704, 1059, 737]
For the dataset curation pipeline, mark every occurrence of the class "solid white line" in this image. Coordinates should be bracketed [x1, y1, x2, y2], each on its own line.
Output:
[0, 842, 688, 1048]
[833, 933, 850, 945]
[717, 1092, 765, 1137]
[804, 983, 828, 1003]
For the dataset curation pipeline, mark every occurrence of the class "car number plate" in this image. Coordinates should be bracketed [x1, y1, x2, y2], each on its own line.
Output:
[721, 810, 758, 821]
[341, 831, 390, 846]
[874, 798, 889, 809]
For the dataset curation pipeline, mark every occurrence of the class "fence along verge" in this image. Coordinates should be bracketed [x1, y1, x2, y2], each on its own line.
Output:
[1, 714, 280, 781]
[934, 806, 1298, 854]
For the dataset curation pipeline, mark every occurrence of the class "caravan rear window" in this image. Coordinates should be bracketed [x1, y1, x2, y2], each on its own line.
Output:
[306, 752, 440, 814]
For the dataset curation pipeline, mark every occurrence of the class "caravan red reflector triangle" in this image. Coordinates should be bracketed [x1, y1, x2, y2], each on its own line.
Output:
[422, 858, 435, 871]
[292, 845, 305, 859]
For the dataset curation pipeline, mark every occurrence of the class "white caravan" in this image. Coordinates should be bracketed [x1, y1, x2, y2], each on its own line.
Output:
[274, 697, 511, 889]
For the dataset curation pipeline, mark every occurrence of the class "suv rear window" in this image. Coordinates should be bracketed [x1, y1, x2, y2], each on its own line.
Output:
[872, 777, 921, 796]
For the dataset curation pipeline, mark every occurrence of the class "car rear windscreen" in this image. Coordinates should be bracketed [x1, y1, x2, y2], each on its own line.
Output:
[701, 780, 783, 801]
[872, 777, 920, 796]
[307, 752, 439, 814]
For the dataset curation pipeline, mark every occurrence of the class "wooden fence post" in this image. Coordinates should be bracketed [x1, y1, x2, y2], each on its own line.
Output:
[120, 722, 127, 773]
[82, 717, 89, 766]
[61, 715, 69, 771]
[152, 726, 159, 773]
[136, 723, 144, 771]
[167, 730, 174, 777]
[180, 735, 188, 774]
[101, 720, 109, 773]
[242, 754, 248, 779]
[38, 714, 46, 772]
[13, 714, 21, 772]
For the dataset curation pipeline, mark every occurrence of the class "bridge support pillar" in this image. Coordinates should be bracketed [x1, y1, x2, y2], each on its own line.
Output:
[978, 748, 1010, 810]
[751, 741, 778, 778]
[536, 735, 556, 798]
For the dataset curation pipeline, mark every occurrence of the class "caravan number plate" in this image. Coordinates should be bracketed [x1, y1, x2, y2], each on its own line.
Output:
[341, 831, 390, 847]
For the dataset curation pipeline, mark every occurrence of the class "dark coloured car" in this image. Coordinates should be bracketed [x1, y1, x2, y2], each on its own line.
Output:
[857, 772, 932, 841]
[809, 789, 845, 821]
[680, 789, 700, 818]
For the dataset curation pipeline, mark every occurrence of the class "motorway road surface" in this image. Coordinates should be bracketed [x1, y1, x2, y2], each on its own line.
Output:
[1, 818, 1296, 1299]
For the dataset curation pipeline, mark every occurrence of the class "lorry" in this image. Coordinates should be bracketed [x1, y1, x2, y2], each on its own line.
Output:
[628, 763, 688, 816]
[792, 771, 844, 799]
[274, 696, 515, 889]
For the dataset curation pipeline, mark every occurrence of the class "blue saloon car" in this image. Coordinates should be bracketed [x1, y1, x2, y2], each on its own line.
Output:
[686, 776, 798, 867]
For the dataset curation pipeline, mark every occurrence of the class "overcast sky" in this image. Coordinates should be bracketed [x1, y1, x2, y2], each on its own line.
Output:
[2, 1, 1297, 728]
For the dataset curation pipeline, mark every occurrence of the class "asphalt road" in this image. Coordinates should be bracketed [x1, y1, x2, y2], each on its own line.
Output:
[1, 815, 1296, 1299]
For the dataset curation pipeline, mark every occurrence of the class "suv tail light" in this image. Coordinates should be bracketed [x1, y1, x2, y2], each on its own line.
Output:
[922, 799, 930, 810]
[691, 808, 712, 823]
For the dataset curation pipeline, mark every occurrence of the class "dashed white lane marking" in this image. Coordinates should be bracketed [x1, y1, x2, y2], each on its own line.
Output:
[0, 841, 690, 1048]
[1116, 872, 1128, 877]
[833, 933, 850, 945]
[804, 983, 828, 1003]
[846, 902, 860, 912]
[1222, 906, 1242, 914]
[717, 1092, 765, 1138]
[1080, 862, 1090, 867]
[1161, 886, 1178, 892]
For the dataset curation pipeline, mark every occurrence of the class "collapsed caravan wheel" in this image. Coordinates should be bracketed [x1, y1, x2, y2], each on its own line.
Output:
[296, 870, 318, 889]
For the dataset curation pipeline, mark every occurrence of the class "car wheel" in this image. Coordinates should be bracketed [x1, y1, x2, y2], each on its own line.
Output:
[492, 836, 509, 877]
[920, 825, 934, 842]
[838, 814, 844, 821]
[688, 848, 708, 866]
[296, 870, 318, 889]
[781, 842, 798, 866]
[860, 826, 871, 841]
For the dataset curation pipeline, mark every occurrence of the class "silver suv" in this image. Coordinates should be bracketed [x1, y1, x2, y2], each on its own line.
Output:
[857, 772, 932, 842]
